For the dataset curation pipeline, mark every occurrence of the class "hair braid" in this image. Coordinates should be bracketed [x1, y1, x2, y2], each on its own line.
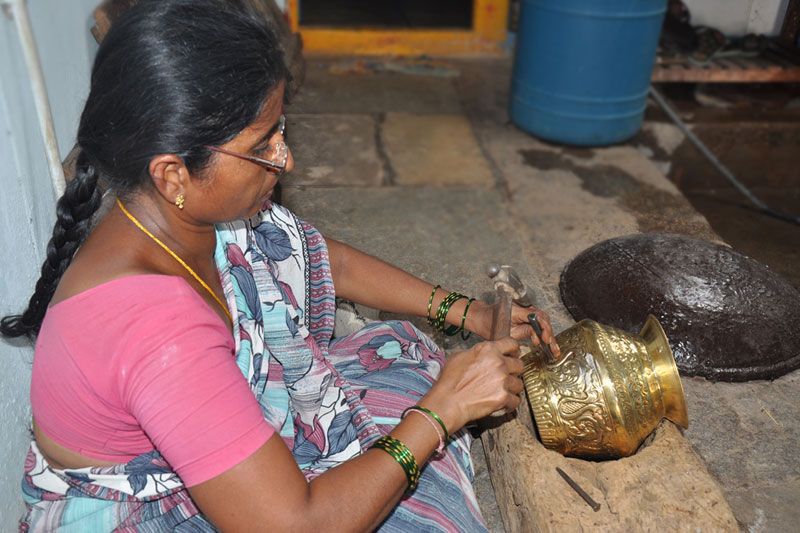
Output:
[1, 153, 101, 339]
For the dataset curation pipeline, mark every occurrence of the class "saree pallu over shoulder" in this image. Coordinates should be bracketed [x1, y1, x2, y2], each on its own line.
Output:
[20, 203, 487, 532]
[215, 204, 365, 473]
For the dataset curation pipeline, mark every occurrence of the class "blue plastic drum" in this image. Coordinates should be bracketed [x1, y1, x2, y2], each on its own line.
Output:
[510, 0, 667, 146]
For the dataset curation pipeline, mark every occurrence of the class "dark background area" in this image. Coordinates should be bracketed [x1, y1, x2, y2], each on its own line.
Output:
[300, 0, 473, 28]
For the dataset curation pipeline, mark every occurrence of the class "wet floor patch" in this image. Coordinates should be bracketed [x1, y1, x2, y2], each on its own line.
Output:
[518, 148, 716, 238]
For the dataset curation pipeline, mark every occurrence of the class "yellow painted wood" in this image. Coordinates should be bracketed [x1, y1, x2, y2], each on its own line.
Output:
[300, 29, 504, 56]
[474, 0, 510, 42]
[287, 0, 508, 56]
[286, 0, 299, 31]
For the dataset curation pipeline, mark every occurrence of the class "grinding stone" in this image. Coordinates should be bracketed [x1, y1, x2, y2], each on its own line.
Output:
[559, 234, 800, 381]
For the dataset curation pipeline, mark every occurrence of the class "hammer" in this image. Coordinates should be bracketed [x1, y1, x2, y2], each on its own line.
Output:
[486, 264, 556, 363]
[486, 263, 533, 338]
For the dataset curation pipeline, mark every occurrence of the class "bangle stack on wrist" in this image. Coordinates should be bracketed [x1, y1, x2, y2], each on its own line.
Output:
[371, 435, 421, 492]
[373, 406, 450, 491]
[426, 286, 475, 339]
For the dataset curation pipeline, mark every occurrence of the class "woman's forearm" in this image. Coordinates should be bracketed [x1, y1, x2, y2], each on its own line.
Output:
[326, 238, 489, 336]
[305, 399, 448, 531]
[192, 398, 448, 532]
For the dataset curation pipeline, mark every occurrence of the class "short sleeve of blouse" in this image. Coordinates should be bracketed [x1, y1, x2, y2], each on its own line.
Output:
[116, 279, 274, 487]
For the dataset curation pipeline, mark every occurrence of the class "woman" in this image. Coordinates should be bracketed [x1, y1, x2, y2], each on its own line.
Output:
[2, 1, 559, 530]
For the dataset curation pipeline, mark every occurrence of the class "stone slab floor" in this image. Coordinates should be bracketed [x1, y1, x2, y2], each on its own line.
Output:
[281, 57, 800, 532]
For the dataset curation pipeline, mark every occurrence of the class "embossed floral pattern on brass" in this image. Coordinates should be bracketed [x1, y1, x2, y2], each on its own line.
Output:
[523, 315, 688, 459]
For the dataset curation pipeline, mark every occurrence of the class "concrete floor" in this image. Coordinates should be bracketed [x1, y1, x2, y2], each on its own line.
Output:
[282, 56, 800, 532]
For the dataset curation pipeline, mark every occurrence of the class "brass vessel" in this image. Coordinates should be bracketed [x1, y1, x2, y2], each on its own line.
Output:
[523, 315, 688, 459]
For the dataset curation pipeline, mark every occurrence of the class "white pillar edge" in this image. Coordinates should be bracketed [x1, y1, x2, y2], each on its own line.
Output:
[2, 0, 66, 200]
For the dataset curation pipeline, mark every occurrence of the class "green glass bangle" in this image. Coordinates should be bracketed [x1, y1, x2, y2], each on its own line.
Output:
[373, 437, 418, 487]
[435, 292, 467, 334]
[371, 435, 420, 491]
[460, 298, 476, 340]
[434, 292, 458, 326]
[437, 294, 462, 334]
[403, 405, 450, 443]
[444, 294, 467, 335]
[430, 290, 459, 330]
[426, 285, 441, 323]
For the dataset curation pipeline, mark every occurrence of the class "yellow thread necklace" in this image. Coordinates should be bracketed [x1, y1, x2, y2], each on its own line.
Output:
[116, 198, 233, 323]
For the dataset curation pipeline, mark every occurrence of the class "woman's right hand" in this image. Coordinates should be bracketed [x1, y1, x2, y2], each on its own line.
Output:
[420, 337, 524, 433]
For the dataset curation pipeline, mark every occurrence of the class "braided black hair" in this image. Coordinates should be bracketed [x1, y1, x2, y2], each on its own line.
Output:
[1, 153, 101, 338]
[1, 0, 289, 339]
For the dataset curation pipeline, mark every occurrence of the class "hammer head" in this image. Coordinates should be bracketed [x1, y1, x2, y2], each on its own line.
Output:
[486, 264, 534, 308]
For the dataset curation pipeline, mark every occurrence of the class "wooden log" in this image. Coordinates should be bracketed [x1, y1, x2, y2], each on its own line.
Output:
[480, 399, 738, 532]
[481, 267, 736, 529]
[652, 62, 800, 82]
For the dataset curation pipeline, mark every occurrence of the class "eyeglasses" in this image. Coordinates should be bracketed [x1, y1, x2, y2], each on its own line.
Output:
[206, 115, 288, 174]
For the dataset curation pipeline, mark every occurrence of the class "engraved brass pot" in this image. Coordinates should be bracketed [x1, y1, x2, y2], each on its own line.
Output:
[522, 315, 688, 459]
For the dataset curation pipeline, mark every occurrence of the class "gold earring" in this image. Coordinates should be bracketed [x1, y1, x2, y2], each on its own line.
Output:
[175, 194, 185, 210]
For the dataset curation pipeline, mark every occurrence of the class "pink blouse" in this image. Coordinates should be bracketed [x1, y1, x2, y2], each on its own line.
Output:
[32, 275, 274, 487]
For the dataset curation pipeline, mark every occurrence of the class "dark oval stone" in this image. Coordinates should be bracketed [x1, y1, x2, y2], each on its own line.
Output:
[559, 234, 800, 382]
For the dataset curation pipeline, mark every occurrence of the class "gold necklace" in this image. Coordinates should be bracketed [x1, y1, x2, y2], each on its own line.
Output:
[116, 198, 233, 323]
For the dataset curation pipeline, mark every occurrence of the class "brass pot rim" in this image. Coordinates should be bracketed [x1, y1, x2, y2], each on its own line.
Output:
[640, 314, 689, 429]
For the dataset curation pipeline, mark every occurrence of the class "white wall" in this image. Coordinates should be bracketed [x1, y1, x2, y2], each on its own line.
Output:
[747, 0, 790, 35]
[0, 0, 97, 525]
[683, 0, 789, 36]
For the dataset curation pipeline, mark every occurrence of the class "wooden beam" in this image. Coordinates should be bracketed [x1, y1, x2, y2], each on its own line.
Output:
[287, 0, 300, 32]
[473, 0, 510, 42]
[652, 47, 800, 83]
[652, 64, 800, 82]
[299, 28, 504, 56]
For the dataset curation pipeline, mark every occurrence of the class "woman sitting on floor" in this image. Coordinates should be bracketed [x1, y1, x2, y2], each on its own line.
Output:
[1, 1, 558, 530]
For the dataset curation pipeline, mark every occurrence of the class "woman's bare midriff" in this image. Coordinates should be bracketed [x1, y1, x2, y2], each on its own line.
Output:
[33, 420, 120, 470]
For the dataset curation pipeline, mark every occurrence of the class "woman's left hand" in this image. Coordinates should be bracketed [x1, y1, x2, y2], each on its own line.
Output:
[510, 304, 561, 358]
[466, 301, 560, 358]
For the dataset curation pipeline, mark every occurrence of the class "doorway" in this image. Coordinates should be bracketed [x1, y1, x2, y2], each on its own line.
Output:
[300, 0, 473, 29]
[287, 0, 509, 56]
